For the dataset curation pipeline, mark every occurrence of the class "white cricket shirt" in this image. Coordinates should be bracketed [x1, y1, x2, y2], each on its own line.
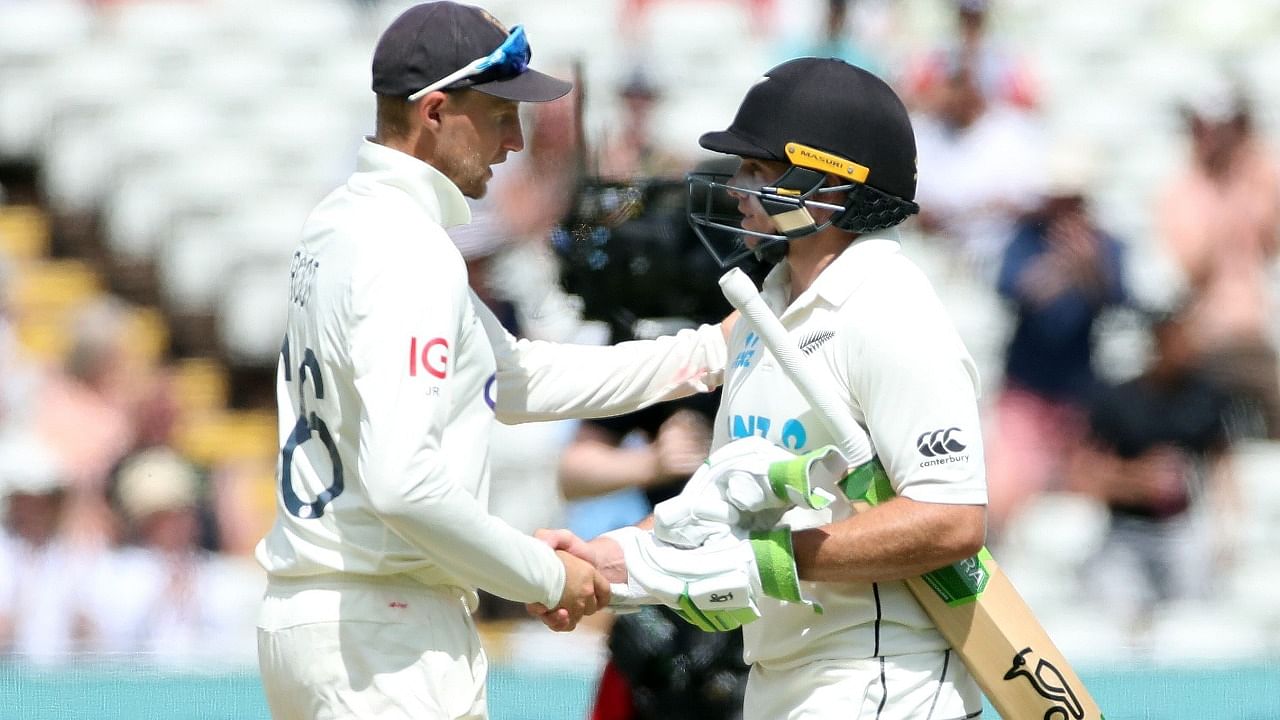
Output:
[255, 140, 726, 612]
[714, 229, 988, 668]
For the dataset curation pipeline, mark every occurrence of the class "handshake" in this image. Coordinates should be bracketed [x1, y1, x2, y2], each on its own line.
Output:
[530, 437, 846, 633]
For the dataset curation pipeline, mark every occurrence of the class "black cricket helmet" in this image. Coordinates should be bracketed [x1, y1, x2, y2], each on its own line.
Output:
[688, 57, 920, 267]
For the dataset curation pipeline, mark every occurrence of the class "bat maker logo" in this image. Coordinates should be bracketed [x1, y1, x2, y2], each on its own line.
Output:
[1003, 647, 1085, 720]
[916, 427, 969, 467]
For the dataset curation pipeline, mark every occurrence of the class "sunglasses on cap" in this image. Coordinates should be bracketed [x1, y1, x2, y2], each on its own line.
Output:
[408, 25, 530, 101]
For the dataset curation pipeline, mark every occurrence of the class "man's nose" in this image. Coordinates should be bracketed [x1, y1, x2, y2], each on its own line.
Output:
[504, 123, 525, 153]
[726, 173, 751, 200]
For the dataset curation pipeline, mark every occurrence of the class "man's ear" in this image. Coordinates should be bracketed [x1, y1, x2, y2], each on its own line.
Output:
[416, 91, 449, 130]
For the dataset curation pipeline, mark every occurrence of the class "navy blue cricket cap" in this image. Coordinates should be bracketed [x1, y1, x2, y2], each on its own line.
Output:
[371, 1, 571, 102]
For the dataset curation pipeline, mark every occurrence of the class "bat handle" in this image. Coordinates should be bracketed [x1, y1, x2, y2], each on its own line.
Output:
[719, 268, 874, 468]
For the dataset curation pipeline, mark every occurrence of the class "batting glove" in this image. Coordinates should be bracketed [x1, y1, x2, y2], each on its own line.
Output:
[653, 437, 843, 549]
[603, 524, 814, 632]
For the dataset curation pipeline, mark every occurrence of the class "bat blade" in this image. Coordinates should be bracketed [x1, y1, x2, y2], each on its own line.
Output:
[905, 559, 1103, 720]
[718, 267, 1104, 720]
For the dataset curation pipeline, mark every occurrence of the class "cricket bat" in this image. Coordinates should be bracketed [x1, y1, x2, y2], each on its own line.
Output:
[720, 268, 1104, 720]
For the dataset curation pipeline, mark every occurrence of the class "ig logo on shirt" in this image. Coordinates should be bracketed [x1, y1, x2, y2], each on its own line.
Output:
[408, 337, 449, 378]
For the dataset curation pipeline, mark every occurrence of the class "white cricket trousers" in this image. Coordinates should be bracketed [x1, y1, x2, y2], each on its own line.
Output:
[745, 650, 983, 720]
[257, 575, 488, 720]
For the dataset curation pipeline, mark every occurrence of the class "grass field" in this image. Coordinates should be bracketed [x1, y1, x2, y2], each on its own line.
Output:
[5, 659, 1280, 719]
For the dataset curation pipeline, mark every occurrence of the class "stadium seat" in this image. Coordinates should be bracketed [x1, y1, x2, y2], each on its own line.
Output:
[177, 45, 294, 115]
[171, 358, 233, 419]
[39, 47, 159, 213]
[99, 0, 221, 57]
[215, 260, 290, 367]
[1039, 604, 1134, 666]
[998, 492, 1111, 619]
[128, 306, 171, 367]
[0, 1, 93, 159]
[10, 259, 104, 363]
[0, 205, 51, 263]
[1145, 599, 1271, 663]
[1222, 557, 1280, 642]
[157, 188, 312, 317]
[1227, 440, 1280, 549]
[111, 143, 276, 268]
[11, 259, 102, 319]
[174, 409, 278, 467]
[0, 0, 93, 64]
[219, 0, 361, 65]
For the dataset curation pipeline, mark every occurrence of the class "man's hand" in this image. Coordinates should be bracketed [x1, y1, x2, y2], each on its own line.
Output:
[533, 528, 627, 582]
[604, 523, 821, 631]
[528, 529, 620, 631]
[651, 409, 712, 483]
[542, 550, 610, 632]
[719, 310, 740, 344]
[605, 526, 762, 631]
[653, 437, 842, 549]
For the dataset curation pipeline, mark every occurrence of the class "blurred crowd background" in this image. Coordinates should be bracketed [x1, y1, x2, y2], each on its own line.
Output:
[2, 0, 1280, 702]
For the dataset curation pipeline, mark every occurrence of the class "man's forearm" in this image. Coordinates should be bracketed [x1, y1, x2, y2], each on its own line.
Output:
[559, 441, 658, 499]
[791, 497, 986, 584]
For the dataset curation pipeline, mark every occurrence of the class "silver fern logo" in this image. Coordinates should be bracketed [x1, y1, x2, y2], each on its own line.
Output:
[798, 331, 835, 355]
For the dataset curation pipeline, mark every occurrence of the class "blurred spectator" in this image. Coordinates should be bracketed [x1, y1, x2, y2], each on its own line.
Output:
[34, 298, 140, 490]
[985, 141, 1128, 537]
[128, 364, 182, 452]
[89, 448, 260, 664]
[0, 260, 41, 434]
[559, 399, 715, 538]
[912, 66, 1045, 279]
[1072, 308, 1234, 635]
[596, 69, 690, 181]
[771, 0, 883, 77]
[1154, 77, 1280, 439]
[33, 297, 153, 549]
[621, 0, 776, 39]
[482, 89, 594, 342]
[491, 89, 582, 242]
[901, 0, 1037, 113]
[0, 434, 99, 662]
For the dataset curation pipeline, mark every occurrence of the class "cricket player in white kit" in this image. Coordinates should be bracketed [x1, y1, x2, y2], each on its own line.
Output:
[254, 4, 731, 719]
[540, 59, 990, 719]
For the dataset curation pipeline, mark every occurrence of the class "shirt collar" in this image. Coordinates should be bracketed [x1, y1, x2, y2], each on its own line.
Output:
[355, 138, 472, 228]
[761, 227, 903, 314]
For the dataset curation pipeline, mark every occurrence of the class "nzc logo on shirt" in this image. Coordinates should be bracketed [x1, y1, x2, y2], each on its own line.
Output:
[733, 332, 761, 368]
[408, 337, 449, 378]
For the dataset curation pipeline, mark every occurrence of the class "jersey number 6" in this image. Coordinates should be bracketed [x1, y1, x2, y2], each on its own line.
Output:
[280, 337, 344, 519]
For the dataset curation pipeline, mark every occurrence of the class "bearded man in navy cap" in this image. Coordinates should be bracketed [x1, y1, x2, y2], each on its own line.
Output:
[254, 3, 736, 718]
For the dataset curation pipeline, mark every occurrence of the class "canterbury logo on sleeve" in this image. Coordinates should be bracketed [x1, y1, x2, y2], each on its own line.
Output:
[916, 427, 967, 457]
